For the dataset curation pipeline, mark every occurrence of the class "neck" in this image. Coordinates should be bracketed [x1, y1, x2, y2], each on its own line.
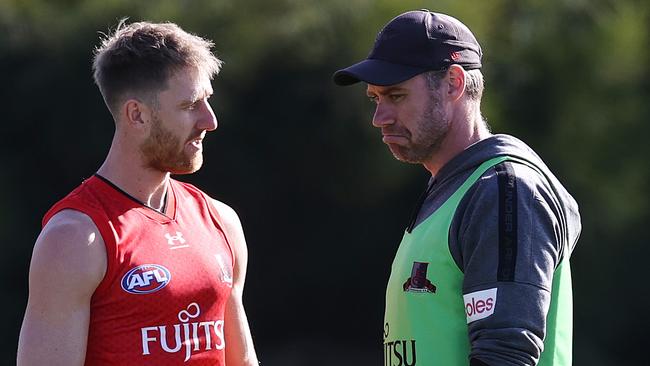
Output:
[97, 138, 170, 211]
[422, 108, 491, 176]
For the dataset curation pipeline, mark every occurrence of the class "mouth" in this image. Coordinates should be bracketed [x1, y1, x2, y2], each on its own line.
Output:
[381, 134, 409, 145]
[380, 126, 410, 145]
[187, 134, 205, 150]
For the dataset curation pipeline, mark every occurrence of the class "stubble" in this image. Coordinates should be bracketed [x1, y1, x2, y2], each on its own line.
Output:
[140, 114, 203, 174]
[392, 91, 450, 164]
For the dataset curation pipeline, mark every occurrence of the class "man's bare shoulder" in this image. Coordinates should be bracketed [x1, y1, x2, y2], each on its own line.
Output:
[19, 209, 105, 366]
[42, 209, 98, 234]
[210, 199, 241, 229]
[31, 209, 107, 297]
[209, 199, 248, 265]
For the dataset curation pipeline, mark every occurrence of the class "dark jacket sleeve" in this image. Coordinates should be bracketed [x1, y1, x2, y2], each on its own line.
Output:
[449, 161, 568, 366]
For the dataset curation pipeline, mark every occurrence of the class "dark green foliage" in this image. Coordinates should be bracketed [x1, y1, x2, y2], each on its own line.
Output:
[1, 1, 648, 364]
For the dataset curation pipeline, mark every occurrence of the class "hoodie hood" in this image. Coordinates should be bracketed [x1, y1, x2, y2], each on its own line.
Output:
[412, 134, 580, 250]
[436, 134, 550, 185]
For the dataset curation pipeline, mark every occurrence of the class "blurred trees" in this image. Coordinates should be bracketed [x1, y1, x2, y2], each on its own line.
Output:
[1, 0, 648, 364]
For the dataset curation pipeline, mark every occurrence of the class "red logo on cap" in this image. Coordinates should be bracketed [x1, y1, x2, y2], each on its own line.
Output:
[450, 51, 461, 61]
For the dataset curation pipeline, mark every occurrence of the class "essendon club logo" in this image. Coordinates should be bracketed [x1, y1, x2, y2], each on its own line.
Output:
[403, 262, 436, 293]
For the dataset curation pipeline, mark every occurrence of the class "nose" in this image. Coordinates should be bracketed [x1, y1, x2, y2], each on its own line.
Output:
[372, 101, 395, 128]
[197, 99, 218, 131]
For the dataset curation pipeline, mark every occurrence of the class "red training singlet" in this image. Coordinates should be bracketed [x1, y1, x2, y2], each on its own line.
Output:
[42, 176, 234, 365]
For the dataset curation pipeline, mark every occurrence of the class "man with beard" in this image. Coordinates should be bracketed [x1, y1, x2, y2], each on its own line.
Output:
[333, 10, 581, 366]
[18, 21, 258, 366]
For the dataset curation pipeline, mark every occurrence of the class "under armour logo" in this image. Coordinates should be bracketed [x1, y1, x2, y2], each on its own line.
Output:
[165, 232, 189, 249]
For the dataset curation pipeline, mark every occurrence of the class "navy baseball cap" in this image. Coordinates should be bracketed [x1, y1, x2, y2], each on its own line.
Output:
[333, 10, 482, 86]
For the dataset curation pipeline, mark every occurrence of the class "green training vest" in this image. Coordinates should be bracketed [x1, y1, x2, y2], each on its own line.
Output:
[383, 156, 572, 366]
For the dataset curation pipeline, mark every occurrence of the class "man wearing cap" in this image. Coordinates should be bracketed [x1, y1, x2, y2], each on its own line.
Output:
[333, 10, 581, 366]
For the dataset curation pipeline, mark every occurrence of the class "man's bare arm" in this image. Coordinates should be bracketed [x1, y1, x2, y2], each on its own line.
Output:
[212, 200, 259, 366]
[17, 210, 106, 366]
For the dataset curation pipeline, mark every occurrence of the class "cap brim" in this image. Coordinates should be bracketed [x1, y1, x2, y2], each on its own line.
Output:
[333, 58, 427, 86]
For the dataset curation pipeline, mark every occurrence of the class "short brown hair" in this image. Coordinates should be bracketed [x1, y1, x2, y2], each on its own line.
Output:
[93, 20, 222, 115]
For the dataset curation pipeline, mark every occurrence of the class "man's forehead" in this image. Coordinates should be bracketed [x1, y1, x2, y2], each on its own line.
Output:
[189, 80, 213, 99]
[165, 69, 213, 97]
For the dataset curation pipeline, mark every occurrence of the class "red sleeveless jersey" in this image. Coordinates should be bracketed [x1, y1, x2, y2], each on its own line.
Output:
[42, 176, 234, 365]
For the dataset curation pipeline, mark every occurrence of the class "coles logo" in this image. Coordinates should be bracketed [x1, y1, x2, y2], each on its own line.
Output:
[121, 264, 171, 294]
[463, 288, 497, 324]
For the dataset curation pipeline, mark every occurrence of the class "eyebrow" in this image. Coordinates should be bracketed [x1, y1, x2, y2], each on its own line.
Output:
[366, 86, 407, 96]
[179, 89, 213, 107]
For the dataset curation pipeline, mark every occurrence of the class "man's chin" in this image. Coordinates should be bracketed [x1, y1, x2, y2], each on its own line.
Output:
[168, 157, 203, 175]
[389, 146, 420, 164]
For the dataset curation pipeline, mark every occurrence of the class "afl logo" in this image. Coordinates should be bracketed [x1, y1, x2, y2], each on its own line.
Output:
[121, 264, 171, 294]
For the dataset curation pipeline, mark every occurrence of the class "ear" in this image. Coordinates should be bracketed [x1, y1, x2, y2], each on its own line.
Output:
[446, 65, 466, 102]
[121, 99, 153, 130]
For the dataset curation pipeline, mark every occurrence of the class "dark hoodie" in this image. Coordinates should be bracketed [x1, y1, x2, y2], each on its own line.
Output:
[409, 134, 581, 366]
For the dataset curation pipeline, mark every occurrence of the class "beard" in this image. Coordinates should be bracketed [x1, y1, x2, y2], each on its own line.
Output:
[140, 114, 203, 174]
[389, 93, 450, 164]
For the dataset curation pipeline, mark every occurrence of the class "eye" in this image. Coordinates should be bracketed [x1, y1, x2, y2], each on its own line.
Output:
[367, 95, 378, 104]
[389, 94, 405, 102]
